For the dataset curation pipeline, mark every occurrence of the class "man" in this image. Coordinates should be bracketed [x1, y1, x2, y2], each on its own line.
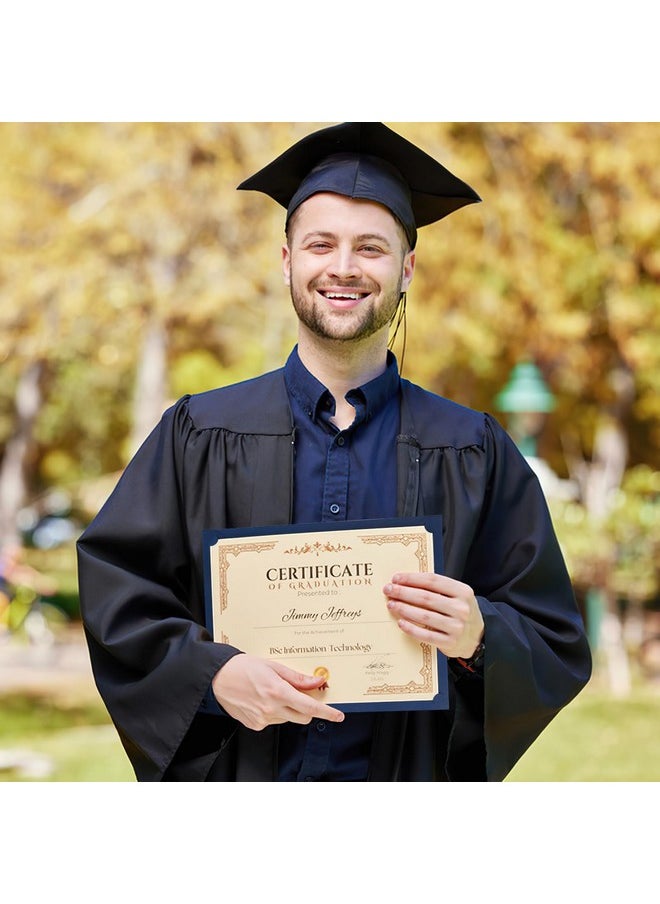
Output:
[77, 122, 592, 781]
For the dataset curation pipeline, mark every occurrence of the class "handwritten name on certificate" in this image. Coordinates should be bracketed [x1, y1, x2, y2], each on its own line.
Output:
[204, 520, 448, 711]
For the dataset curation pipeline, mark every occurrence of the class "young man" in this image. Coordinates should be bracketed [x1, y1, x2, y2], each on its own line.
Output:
[77, 122, 592, 781]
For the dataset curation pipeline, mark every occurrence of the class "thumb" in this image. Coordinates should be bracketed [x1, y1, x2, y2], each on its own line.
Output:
[269, 661, 327, 690]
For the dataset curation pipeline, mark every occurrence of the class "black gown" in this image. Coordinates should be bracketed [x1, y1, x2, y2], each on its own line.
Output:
[77, 367, 592, 781]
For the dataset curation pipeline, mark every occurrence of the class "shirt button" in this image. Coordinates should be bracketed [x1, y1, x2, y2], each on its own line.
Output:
[316, 721, 326, 732]
[329, 504, 340, 514]
[336, 436, 345, 446]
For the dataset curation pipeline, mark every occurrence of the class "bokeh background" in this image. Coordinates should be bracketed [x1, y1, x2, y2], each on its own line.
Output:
[1, 121, 659, 781]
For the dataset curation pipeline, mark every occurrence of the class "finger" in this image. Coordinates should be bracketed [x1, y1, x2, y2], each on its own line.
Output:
[270, 661, 329, 690]
[390, 571, 441, 589]
[270, 664, 345, 723]
[394, 606, 460, 640]
[388, 594, 463, 629]
[284, 700, 345, 725]
[384, 580, 451, 615]
[384, 582, 472, 625]
[395, 615, 453, 654]
[390, 572, 470, 597]
[280, 687, 345, 723]
[387, 598, 436, 629]
[223, 686, 344, 730]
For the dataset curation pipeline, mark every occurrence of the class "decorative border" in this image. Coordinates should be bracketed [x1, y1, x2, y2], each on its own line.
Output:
[215, 541, 277, 614]
[359, 531, 429, 572]
[364, 643, 434, 696]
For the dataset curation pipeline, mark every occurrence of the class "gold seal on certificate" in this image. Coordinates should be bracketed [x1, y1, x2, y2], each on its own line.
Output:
[203, 518, 448, 711]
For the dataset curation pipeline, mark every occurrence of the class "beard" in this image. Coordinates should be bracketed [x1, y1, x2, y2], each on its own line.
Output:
[289, 272, 404, 343]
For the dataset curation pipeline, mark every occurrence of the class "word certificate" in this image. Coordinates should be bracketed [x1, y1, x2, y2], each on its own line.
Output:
[203, 519, 448, 711]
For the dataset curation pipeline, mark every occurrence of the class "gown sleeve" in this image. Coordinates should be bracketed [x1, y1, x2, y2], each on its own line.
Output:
[76, 397, 241, 781]
[448, 414, 592, 781]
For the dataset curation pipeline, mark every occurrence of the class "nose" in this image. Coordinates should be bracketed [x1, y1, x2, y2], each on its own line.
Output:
[327, 246, 361, 280]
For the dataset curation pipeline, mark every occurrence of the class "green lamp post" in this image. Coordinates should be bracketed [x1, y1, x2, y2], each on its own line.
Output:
[495, 362, 555, 458]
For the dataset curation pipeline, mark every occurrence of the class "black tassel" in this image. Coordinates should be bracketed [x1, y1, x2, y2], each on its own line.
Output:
[388, 291, 407, 375]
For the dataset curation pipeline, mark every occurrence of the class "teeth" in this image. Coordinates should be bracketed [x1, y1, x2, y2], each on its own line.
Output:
[325, 292, 362, 300]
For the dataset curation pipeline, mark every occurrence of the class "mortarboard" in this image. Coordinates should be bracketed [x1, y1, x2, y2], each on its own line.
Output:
[237, 121, 481, 248]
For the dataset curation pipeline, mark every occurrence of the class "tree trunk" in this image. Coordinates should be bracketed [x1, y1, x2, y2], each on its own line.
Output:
[128, 315, 168, 459]
[0, 361, 44, 546]
[566, 366, 635, 695]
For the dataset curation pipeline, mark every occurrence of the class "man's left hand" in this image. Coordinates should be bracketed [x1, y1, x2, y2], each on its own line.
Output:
[384, 572, 484, 659]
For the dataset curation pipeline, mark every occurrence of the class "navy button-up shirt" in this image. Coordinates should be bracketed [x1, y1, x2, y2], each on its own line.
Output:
[277, 346, 401, 781]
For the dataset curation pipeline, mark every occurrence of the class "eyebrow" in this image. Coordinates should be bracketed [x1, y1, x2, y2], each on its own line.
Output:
[301, 230, 394, 248]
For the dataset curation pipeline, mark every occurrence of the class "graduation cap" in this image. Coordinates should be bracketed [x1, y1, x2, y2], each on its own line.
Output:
[237, 122, 481, 248]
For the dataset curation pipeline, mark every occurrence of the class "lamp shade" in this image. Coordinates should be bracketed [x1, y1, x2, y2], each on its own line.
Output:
[495, 362, 555, 414]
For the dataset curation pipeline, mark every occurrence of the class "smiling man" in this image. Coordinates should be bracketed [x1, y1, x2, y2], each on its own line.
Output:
[77, 122, 592, 782]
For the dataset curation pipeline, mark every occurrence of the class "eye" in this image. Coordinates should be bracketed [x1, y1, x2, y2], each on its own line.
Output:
[359, 244, 384, 256]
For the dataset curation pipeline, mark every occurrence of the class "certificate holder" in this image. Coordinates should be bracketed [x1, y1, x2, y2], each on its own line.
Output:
[203, 517, 448, 712]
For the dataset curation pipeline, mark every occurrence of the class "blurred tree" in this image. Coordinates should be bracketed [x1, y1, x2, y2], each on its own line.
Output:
[395, 122, 660, 479]
[0, 122, 306, 527]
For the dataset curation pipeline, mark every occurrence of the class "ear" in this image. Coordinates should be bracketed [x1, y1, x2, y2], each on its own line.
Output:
[401, 249, 415, 292]
[282, 244, 291, 286]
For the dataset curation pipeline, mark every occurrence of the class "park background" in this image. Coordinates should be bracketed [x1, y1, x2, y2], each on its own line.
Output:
[1, 121, 659, 782]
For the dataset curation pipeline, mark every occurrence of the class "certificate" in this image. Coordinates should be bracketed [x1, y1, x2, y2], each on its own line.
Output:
[203, 518, 448, 711]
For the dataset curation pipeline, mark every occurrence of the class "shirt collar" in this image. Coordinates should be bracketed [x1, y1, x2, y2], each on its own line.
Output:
[284, 345, 400, 424]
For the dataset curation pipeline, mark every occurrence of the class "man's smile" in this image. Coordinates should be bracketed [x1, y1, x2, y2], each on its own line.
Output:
[316, 287, 372, 306]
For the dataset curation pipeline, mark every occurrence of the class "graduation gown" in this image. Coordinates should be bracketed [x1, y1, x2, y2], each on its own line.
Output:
[77, 368, 592, 781]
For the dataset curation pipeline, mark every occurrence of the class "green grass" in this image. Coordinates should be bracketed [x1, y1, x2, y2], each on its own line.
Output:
[0, 692, 135, 782]
[0, 694, 109, 738]
[1, 680, 658, 782]
[506, 681, 660, 781]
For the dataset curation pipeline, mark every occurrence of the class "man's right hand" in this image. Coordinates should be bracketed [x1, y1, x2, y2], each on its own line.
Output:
[211, 653, 345, 731]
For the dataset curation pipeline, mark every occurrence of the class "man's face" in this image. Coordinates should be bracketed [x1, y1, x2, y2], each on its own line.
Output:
[282, 192, 415, 344]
